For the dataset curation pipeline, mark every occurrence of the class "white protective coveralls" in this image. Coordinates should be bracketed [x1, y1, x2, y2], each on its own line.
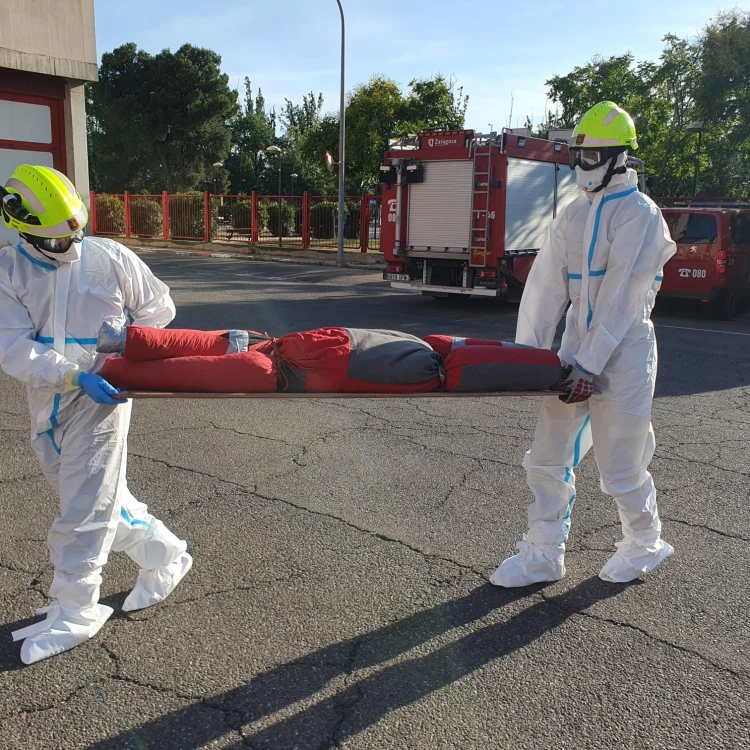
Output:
[492, 167, 676, 586]
[0, 236, 190, 664]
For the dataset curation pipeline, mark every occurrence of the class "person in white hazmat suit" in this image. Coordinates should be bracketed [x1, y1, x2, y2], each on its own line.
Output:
[491, 102, 676, 587]
[0, 165, 192, 664]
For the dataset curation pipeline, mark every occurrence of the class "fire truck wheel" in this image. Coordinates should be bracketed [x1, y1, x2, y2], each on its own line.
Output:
[707, 291, 738, 321]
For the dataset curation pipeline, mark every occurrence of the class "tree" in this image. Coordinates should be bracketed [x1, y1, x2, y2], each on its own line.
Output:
[281, 91, 324, 138]
[279, 91, 330, 195]
[543, 53, 652, 129]
[697, 11, 750, 144]
[88, 43, 238, 193]
[399, 75, 468, 134]
[538, 43, 703, 196]
[224, 79, 277, 194]
[302, 74, 470, 191]
[646, 35, 700, 195]
[695, 11, 750, 196]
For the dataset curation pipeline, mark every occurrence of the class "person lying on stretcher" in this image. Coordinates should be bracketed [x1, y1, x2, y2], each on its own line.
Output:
[96, 323, 568, 396]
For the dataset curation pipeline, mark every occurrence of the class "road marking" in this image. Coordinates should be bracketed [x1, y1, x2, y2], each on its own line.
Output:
[656, 323, 750, 337]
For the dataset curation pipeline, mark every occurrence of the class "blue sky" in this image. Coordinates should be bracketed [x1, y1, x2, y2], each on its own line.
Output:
[94, 1, 748, 133]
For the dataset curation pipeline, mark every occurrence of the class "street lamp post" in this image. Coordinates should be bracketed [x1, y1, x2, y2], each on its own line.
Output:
[212, 161, 223, 195]
[266, 145, 282, 246]
[291, 173, 298, 195]
[335, 0, 345, 267]
[686, 122, 704, 197]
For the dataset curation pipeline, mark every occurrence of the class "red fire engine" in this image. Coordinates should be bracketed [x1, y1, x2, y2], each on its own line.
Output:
[379, 128, 750, 318]
[380, 129, 579, 299]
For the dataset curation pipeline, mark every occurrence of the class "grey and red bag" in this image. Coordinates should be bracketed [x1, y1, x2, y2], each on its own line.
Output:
[258, 327, 443, 393]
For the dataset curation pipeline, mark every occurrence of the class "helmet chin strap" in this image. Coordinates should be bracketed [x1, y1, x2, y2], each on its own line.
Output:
[20, 233, 55, 261]
[589, 153, 627, 193]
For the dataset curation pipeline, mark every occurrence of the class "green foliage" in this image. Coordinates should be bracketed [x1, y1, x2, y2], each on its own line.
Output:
[94, 195, 125, 234]
[265, 202, 296, 236]
[698, 12, 750, 143]
[344, 204, 360, 240]
[282, 92, 324, 139]
[92, 17, 750, 202]
[230, 199, 271, 232]
[695, 11, 750, 196]
[225, 79, 277, 195]
[130, 197, 162, 236]
[257, 200, 270, 231]
[399, 75, 468, 134]
[310, 201, 338, 239]
[89, 41, 470, 197]
[302, 74, 469, 191]
[309, 200, 357, 239]
[168, 195, 216, 239]
[231, 200, 252, 230]
[534, 16, 744, 197]
[88, 43, 238, 193]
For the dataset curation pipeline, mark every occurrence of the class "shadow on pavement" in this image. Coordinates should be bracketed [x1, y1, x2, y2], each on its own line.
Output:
[86, 577, 628, 750]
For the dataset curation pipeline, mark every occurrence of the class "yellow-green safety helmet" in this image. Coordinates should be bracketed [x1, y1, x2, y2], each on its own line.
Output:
[1, 165, 88, 237]
[570, 101, 638, 151]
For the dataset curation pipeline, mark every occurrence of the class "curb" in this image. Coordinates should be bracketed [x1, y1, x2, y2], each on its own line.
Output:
[129, 246, 386, 271]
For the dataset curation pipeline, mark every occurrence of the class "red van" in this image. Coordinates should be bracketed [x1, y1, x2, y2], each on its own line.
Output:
[659, 203, 750, 319]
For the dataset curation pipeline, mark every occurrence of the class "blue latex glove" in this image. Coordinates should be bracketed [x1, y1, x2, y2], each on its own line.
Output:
[78, 372, 121, 405]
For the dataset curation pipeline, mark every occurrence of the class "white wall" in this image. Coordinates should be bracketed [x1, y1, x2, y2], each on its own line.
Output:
[64, 82, 90, 207]
[0, 0, 97, 82]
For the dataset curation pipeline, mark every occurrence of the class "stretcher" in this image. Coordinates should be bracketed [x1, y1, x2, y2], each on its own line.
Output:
[114, 390, 573, 400]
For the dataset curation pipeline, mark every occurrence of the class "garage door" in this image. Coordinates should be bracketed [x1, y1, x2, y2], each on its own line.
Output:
[408, 160, 473, 252]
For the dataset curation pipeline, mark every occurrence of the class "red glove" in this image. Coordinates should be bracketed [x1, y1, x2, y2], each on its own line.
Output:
[558, 364, 594, 404]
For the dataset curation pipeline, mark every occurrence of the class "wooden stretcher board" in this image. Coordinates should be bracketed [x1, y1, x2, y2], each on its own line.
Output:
[114, 390, 574, 400]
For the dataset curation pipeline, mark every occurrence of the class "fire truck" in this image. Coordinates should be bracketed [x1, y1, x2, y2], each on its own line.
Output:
[380, 129, 580, 300]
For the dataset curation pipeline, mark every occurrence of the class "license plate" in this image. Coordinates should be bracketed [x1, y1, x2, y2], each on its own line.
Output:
[385, 273, 409, 281]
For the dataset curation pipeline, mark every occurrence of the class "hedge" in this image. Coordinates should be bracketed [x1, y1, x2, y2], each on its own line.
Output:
[130, 197, 162, 236]
[94, 195, 125, 235]
[310, 201, 337, 239]
[311, 201, 358, 240]
[231, 199, 269, 233]
[168, 195, 218, 239]
[265, 202, 296, 237]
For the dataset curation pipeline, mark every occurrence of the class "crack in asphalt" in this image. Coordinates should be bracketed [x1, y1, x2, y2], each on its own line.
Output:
[101, 644, 262, 748]
[662, 517, 750, 543]
[140, 571, 305, 614]
[325, 640, 366, 750]
[250, 488, 487, 579]
[0, 682, 99, 723]
[129, 450, 488, 578]
[569, 607, 750, 680]
[0, 473, 43, 487]
[205, 420, 306, 449]
[5, 379, 750, 742]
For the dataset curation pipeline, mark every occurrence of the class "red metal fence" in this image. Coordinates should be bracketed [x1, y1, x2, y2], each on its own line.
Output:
[90, 190, 381, 253]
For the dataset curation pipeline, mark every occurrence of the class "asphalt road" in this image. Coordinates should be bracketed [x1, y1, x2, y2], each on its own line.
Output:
[1, 254, 749, 750]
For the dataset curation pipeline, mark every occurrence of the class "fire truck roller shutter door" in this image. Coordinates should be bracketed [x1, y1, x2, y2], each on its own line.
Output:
[505, 159, 557, 254]
[407, 161, 474, 251]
